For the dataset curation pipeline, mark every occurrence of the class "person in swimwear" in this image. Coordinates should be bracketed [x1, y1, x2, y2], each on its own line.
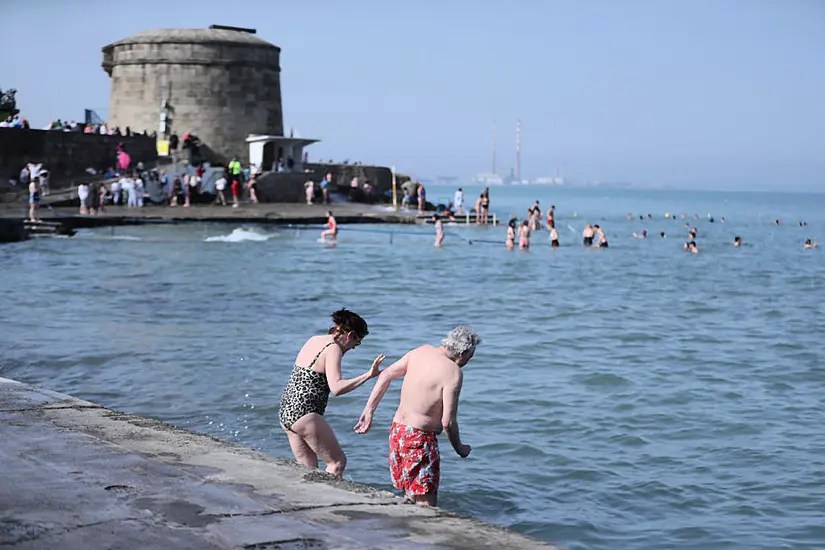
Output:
[246, 175, 259, 204]
[804, 238, 818, 249]
[28, 177, 41, 222]
[279, 309, 384, 477]
[320, 210, 338, 242]
[549, 226, 559, 248]
[593, 224, 608, 247]
[734, 236, 742, 247]
[529, 201, 541, 230]
[505, 218, 516, 250]
[433, 214, 444, 247]
[633, 229, 647, 239]
[354, 326, 481, 506]
[480, 188, 490, 225]
[518, 220, 530, 250]
[547, 204, 556, 229]
[582, 224, 594, 246]
[417, 183, 427, 214]
[474, 194, 484, 225]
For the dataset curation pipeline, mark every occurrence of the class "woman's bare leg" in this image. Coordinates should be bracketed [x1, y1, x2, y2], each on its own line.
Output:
[290, 413, 346, 477]
[283, 424, 318, 469]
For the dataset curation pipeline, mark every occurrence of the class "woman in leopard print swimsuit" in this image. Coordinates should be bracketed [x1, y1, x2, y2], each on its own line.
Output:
[279, 308, 385, 477]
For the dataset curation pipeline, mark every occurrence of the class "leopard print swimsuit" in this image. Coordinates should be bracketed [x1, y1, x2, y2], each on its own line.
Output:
[279, 342, 336, 430]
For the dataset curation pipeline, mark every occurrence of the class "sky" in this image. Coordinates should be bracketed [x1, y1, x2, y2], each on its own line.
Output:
[2, 0, 824, 190]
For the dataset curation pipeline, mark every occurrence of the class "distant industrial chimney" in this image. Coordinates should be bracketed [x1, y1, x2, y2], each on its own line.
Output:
[515, 119, 521, 182]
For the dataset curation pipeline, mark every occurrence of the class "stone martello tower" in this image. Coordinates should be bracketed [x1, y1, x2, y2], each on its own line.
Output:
[102, 25, 283, 164]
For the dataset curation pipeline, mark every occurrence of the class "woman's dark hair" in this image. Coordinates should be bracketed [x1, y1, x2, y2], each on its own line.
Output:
[508, 219, 516, 228]
[330, 308, 368, 339]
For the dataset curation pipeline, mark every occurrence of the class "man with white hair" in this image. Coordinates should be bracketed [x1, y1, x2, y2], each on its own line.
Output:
[355, 326, 481, 506]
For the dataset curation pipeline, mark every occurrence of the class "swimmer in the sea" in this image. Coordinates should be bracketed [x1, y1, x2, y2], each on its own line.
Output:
[734, 236, 742, 247]
[804, 239, 818, 249]
[593, 225, 608, 248]
[433, 215, 444, 247]
[547, 205, 556, 229]
[582, 224, 594, 246]
[518, 220, 530, 250]
[633, 229, 647, 239]
[660, 231, 666, 238]
[529, 201, 542, 230]
[549, 226, 559, 248]
[685, 241, 699, 253]
[775, 219, 781, 226]
[506, 219, 516, 250]
[320, 210, 338, 242]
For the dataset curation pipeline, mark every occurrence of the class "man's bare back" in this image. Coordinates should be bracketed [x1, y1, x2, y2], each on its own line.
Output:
[392, 344, 462, 433]
[354, 327, 480, 505]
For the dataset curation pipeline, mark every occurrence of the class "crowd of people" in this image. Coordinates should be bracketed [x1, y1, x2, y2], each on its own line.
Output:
[0, 115, 156, 138]
[424, 189, 819, 253]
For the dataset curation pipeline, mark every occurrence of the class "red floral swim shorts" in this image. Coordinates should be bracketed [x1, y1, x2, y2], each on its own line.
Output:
[388, 421, 440, 497]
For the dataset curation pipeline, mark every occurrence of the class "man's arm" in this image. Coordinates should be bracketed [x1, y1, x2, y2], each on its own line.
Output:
[442, 370, 471, 458]
[354, 352, 410, 434]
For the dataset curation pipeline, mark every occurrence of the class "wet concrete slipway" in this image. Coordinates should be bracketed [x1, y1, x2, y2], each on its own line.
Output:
[0, 378, 560, 549]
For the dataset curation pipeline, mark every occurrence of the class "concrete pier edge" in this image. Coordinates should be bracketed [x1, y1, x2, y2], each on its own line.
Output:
[0, 377, 561, 549]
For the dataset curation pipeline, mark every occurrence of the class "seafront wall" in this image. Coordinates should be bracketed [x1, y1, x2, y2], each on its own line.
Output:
[0, 128, 157, 188]
[0, 218, 25, 242]
[0, 377, 559, 549]
[254, 163, 404, 203]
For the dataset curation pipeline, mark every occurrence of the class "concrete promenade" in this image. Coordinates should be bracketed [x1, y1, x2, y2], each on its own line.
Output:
[0, 377, 560, 549]
[1, 202, 422, 226]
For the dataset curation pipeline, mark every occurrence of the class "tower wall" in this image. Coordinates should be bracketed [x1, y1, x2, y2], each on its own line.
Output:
[103, 30, 283, 164]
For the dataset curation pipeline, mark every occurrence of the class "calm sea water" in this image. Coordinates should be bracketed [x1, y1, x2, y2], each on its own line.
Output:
[1, 187, 824, 550]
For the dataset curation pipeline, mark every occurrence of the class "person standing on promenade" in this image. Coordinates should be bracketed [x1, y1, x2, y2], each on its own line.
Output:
[304, 180, 314, 205]
[321, 172, 332, 204]
[28, 177, 40, 222]
[279, 309, 384, 478]
[453, 187, 464, 214]
[480, 188, 490, 225]
[354, 326, 481, 506]
[229, 157, 242, 208]
[214, 174, 228, 206]
[417, 183, 427, 214]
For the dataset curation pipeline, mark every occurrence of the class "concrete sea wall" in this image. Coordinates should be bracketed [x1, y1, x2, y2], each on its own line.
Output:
[0, 218, 26, 242]
[0, 377, 560, 549]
